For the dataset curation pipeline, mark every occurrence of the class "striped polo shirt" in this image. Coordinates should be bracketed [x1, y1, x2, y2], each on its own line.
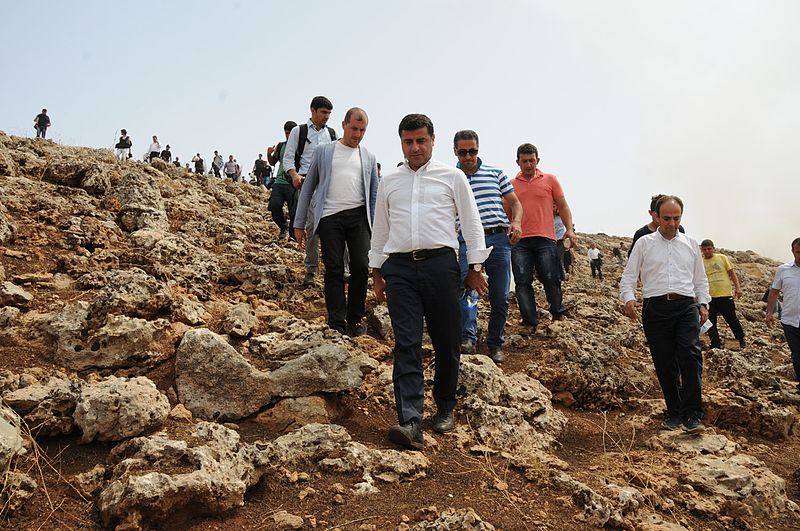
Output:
[457, 158, 514, 229]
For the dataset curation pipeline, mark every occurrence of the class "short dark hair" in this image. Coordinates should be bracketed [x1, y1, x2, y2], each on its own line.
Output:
[283, 120, 297, 131]
[377, 162, 381, 170]
[792, 237, 800, 249]
[655, 194, 684, 215]
[344, 107, 368, 123]
[516, 143, 539, 159]
[398, 114, 434, 137]
[700, 239, 714, 248]
[121, 129, 127, 135]
[310, 96, 333, 110]
[453, 130, 479, 148]
[649, 194, 666, 212]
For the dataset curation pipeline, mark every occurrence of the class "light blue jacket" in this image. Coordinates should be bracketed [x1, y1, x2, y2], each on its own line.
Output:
[293, 141, 379, 234]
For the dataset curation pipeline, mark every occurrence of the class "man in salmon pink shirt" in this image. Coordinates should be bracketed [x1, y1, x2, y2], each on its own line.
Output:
[511, 143, 578, 333]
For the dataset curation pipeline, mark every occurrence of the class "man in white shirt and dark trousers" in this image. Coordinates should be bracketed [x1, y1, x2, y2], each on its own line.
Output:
[370, 114, 490, 450]
[293, 108, 379, 337]
[620, 195, 710, 434]
[766, 237, 800, 390]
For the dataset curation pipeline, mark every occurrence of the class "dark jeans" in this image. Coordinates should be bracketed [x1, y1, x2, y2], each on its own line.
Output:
[268, 182, 295, 231]
[382, 250, 461, 424]
[590, 258, 603, 279]
[783, 323, 800, 381]
[511, 237, 565, 326]
[316, 206, 370, 331]
[708, 296, 745, 347]
[556, 239, 566, 280]
[642, 297, 703, 420]
[458, 231, 511, 349]
[149, 151, 159, 162]
[36, 126, 47, 138]
[212, 166, 221, 178]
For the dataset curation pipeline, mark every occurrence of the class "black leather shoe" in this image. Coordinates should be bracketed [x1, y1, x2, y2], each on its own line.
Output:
[301, 272, 316, 287]
[347, 322, 366, 337]
[488, 348, 505, 364]
[682, 417, 706, 434]
[388, 419, 424, 450]
[432, 411, 455, 433]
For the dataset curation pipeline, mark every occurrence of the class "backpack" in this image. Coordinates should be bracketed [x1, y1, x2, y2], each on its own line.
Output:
[294, 124, 337, 171]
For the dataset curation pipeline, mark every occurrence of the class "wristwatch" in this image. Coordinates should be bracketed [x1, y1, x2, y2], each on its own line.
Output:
[469, 263, 483, 272]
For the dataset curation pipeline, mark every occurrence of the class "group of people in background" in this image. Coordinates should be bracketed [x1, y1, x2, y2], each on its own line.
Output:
[30, 103, 799, 453]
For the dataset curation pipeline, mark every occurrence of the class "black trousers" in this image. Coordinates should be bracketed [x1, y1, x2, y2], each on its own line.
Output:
[641, 297, 703, 420]
[316, 206, 370, 331]
[707, 296, 745, 346]
[590, 258, 603, 279]
[268, 182, 295, 231]
[382, 249, 461, 424]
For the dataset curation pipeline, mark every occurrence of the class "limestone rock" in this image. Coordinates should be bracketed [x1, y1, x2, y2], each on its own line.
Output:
[171, 294, 209, 325]
[0, 405, 24, 472]
[0, 281, 33, 308]
[272, 510, 304, 529]
[221, 302, 258, 337]
[0, 305, 20, 327]
[86, 267, 172, 324]
[255, 396, 330, 430]
[175, 328, 271, 420]
[114, 170, 169, 232]
[42, 161, 111, 195]
[0, 472, 37, 514]
[0, 204, 16, 244]
[269, 342, 377, 398]
[73, 376, 170, 443]
[97, 422, 248, 529]
[3, 375, 81, 436]
[410, 507, 496, 530]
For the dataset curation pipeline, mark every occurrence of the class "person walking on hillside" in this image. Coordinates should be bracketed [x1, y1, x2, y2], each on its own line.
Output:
[370, 113, 489, 450]
[160, 145, 172, 163]
[148, 136, 162, 162]
[211, 151, 223, 178]
[223, 155, 239, 181]
[294, 107, 379, 337]
[620, 195, 710, 434]
[766, 237, 800, 390]
[34, 109, 51, 138]
[511, 143, 576, 333]
[629, 194, 685, 256]
[452, 129, 522, 364]
[268, 121, 298, 240]
[283, 96, 338, 287]
[613, 242, 625, 265]
[192, 153, 205, 174]
[587, 242, 603, 280]
[114, 129, 132, 161]
[700, 239, 745, 349]
[253, 154, 270, 186]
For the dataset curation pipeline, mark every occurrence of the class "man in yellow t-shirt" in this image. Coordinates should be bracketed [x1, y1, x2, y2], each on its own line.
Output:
[700, 239, 745, 349]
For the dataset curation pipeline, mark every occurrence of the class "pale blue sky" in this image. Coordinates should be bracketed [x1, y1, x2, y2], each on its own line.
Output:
[3, 1, 798, 261]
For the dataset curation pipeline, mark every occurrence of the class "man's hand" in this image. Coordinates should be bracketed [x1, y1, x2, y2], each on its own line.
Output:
[294, 228, 307, 248]
[624, 300, 638, 321]
[373, 270, 386, 302]
[507, 222, 522, 244]
[766, 312, 775, 327]
[267, 146, 274, 156]
[565, 229, 579, 250]
[734, 287, 742, 299]
[699, 304, 709, 325]
[465, 269, 488, 296]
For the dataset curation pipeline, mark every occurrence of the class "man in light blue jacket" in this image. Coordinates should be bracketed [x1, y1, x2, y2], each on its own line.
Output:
[294, 107, 379, 336]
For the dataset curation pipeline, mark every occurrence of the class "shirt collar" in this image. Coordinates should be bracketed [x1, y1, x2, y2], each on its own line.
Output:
[456, 157, 483, 174]
[306, 118, 324, 132]
[514, 168, 542, 182]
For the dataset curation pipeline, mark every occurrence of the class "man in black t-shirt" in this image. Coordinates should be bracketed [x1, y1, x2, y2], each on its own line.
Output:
[34, 109, 51, 138]
[629, 194, 685, 256]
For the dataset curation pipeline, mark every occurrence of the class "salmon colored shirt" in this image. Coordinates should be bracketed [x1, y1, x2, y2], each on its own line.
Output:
[513, 169, 565, 240]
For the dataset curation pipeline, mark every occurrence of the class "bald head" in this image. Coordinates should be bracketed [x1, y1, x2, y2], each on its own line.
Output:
[341, 107, 369, 148]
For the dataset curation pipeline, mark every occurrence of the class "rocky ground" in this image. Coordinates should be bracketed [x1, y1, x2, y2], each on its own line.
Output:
[0, 132, 798, 530]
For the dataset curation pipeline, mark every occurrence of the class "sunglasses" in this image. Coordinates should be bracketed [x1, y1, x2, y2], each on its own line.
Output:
[456, 148, 479, 157]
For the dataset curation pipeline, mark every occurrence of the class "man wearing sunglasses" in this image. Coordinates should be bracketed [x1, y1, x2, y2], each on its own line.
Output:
[453, 130, 522, 364]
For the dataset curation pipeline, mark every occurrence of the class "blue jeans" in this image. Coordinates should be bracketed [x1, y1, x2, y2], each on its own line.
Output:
[511, 237, 565, 326]
[458, 231, 511, 350]
[36, 126, 47, 138]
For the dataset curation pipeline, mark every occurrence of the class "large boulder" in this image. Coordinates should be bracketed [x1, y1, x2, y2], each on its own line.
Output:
[86, 268, 172, 324]
[0, 405, 24, 472]
[73, 376, 170, 443]
[175, 328, 272, 420]
[221, 302, 258, 337]
[113, 170, 169, 232]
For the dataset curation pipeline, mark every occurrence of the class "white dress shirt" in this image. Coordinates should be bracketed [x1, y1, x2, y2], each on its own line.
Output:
[282, 120, 335, 175]
[772, 262, 800, 327]
[148, 142, 161, 153]
[619, 229, 710, 305]
[587, 248, 601, 260]
[369, 158, 491, 268]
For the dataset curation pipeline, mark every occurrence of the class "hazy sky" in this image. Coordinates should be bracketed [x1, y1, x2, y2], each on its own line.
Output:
[3, 1, 797, 261]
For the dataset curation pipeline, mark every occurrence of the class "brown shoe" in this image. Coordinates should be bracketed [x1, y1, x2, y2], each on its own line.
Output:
[489, 348, 505, 364]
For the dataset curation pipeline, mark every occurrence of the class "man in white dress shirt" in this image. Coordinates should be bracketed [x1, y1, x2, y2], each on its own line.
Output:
[370, 114, 490, 450]
[619, 195, 710, 434]
[766, 237, 800, 389]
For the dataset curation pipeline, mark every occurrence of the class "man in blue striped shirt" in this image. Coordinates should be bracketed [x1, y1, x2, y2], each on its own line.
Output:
[454, 130, 523, 364]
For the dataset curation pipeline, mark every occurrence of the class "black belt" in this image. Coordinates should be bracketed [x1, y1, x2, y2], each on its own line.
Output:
[390, 247, 453, 261]
[646, 293, 693, 301]
[484, 226, 507, 235]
